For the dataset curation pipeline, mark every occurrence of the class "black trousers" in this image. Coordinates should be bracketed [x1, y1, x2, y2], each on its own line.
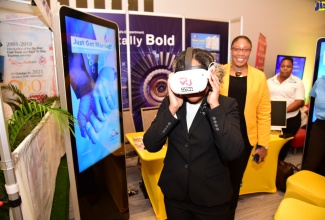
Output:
[302, 119, 325, 176]
[227, 129, 252, 220]
[279, 111, 301, 161]
[164, 195, 230, 220]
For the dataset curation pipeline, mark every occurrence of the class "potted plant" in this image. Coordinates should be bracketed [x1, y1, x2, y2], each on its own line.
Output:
[0, 84, 76, 219]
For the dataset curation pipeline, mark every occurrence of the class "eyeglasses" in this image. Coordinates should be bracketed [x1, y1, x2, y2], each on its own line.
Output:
[231, 47, 251, 54]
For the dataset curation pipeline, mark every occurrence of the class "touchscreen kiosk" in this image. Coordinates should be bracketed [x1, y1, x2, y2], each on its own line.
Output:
[303, 37, 325, 163]
[56, 6, 128, 219]
[271, 101, 287, 131]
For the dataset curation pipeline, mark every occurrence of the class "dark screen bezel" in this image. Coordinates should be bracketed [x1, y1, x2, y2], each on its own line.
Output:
[271, 100, 287, 130]
[58, 6, 123, 177]
[303, 38, 325, 163]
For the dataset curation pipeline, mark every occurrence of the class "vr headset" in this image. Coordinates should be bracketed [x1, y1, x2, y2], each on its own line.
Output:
[169, 47, 214, 95]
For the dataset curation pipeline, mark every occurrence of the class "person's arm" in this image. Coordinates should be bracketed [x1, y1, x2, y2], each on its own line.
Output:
[287, 79, 305, 112]
[143, 97, 179, 152]
[67, 20, 97, 98]
[256, 75, 271, 148]
[207, 97, 244, 161]
[287, 100, 305, 113]
[254, 75, 271, 162]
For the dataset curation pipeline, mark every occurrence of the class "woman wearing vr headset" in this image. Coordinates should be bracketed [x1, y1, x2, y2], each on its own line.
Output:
[143, 48, 244, 220]
[220, 35, 271, 219]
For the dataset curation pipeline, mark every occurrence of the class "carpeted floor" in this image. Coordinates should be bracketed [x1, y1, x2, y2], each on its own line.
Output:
[66, 149, 303, 219]
[125, 150, 304, 220]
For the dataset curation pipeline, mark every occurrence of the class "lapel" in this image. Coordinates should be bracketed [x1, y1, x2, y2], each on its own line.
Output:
[244, 64, 253, 114]
[176, 102, 189, 136]
[246, 64, 253, 94]
[188, 96, 209, 135]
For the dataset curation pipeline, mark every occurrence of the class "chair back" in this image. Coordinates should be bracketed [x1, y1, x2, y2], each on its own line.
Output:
[122, 108, 136, 144]
[141, 106, 159, 131]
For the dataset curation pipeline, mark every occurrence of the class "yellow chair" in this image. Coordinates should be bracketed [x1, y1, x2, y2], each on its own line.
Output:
[284, 170, 325, 208]
[274, 198, 325, 220]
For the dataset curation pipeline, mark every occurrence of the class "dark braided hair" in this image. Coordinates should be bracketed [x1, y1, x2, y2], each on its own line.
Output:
[172, 48, 215, 72]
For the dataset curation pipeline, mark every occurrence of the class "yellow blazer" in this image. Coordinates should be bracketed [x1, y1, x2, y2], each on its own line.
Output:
[220, 63, 271, 148]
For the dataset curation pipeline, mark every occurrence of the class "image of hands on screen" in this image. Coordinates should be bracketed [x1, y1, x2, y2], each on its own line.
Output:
[76, 65, 118, 144]
[66, 16, 121, 172]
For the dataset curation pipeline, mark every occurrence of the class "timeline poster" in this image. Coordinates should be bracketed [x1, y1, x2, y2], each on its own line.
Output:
[89, 12, 129, 108]
[0, 12, 56, 100]
[129, 14, 183, 131]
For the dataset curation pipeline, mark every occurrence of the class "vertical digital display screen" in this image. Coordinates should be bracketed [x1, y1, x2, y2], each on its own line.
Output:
[303, 38, 325, 166]
[61, 13, 123, 173]
[275, 55, 306, 79]
[311, 41, 325, 122]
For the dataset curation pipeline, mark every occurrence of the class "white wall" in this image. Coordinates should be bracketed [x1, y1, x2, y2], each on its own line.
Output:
[154, 0, 325, 100]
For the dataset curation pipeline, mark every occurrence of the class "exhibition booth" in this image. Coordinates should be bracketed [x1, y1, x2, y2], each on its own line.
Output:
[1, 0, 324, 219]
[0, 1, 238, 219]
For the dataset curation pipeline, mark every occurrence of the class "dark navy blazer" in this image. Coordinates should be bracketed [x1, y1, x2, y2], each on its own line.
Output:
[143, 95, 244, 207]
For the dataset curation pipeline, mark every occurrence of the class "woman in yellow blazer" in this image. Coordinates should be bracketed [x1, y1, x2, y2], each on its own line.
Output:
[220, 35, 271, 219]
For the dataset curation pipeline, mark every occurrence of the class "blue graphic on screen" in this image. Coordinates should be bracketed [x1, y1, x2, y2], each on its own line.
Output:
[90, 12, 129, 109]
[275, 55, 306, 79]
[65, 16, 121, 172]
[190, 33, 220, 51]
[312, 42, 325, 122]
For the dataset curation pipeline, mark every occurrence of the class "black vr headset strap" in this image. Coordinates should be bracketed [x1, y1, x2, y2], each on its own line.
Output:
[185, 47, 193, 70]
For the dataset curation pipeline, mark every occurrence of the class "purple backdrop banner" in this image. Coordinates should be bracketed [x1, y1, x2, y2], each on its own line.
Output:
[185, 18, 229, 65]
[129, 14, 182, 131]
